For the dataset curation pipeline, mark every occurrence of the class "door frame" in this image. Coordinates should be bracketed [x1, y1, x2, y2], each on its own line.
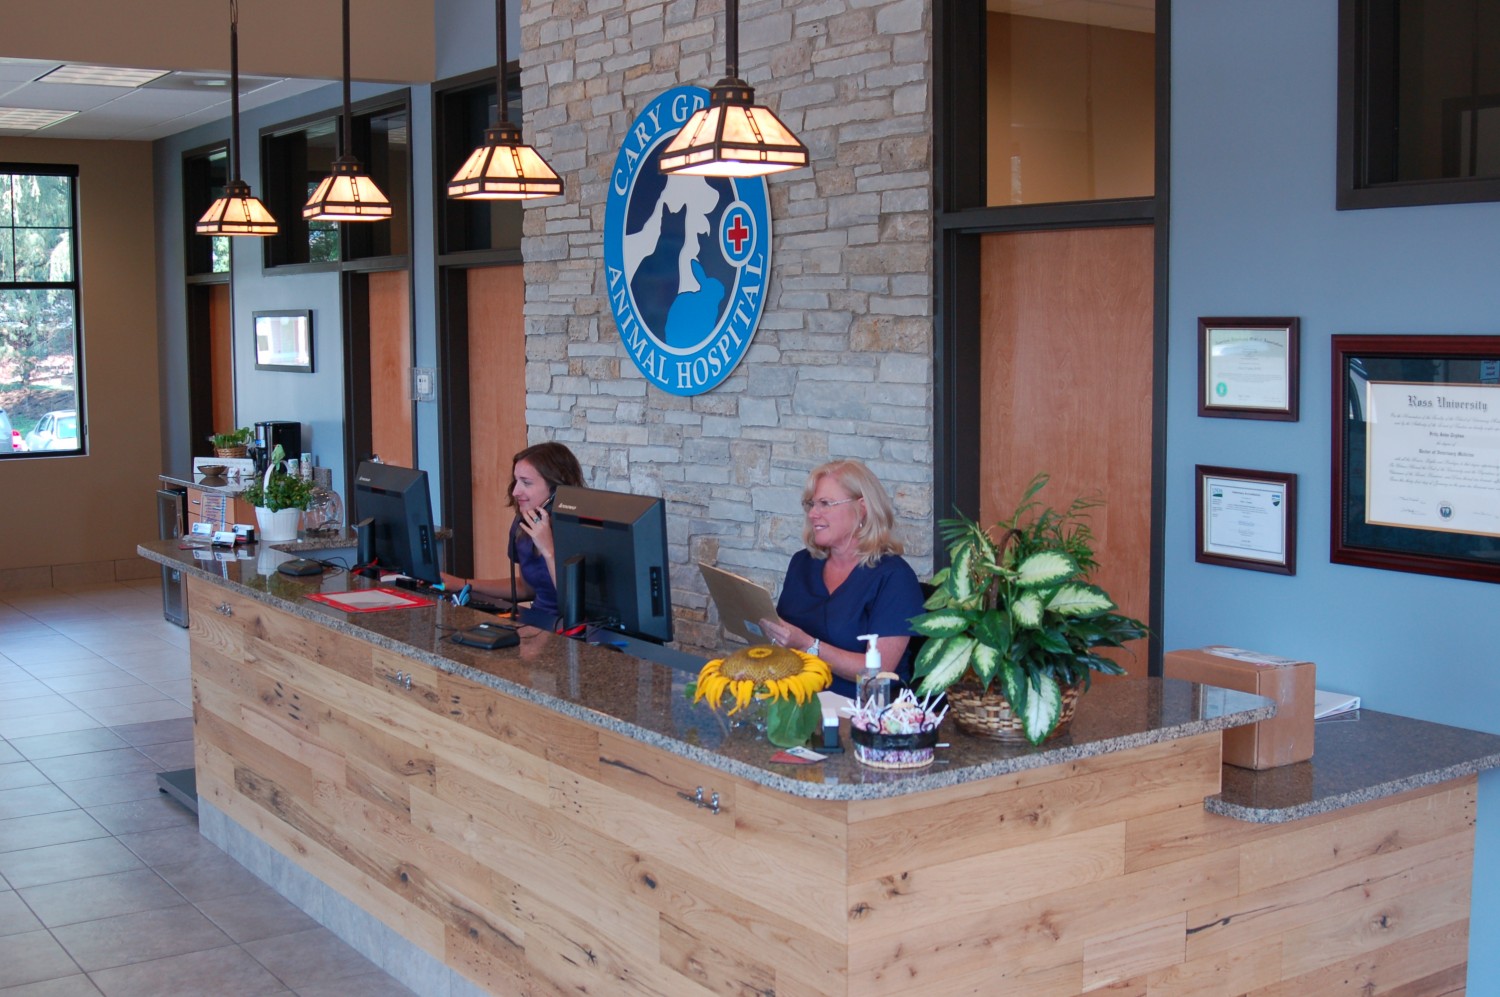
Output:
[932, 0, 1172, 673]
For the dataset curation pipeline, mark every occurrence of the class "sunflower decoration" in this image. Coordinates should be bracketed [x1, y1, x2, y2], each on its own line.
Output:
[687, 645, 832, 747]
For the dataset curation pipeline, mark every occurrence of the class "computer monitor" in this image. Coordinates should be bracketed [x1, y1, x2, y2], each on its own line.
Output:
[551, 485, 673, 644]
[351, 461, 441, 584]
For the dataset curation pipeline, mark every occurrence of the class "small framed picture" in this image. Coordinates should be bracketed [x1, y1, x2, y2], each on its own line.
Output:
[253, 310, 314, 373]
[1196, 465, 1297, 575]
[1198, 317, 1299, 421]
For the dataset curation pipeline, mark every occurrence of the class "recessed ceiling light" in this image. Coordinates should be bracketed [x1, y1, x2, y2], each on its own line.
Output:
[0, 107, 78, 130]
[36, 64, 169, 88]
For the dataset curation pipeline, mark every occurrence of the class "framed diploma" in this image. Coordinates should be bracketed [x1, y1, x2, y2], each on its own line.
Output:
[1196, 465, 1297, 574]
[1332, 334, 1500, 584]
[1198, 317, 1300, 421]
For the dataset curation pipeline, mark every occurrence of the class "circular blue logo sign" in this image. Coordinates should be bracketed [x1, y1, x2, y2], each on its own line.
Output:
[603, 86, 772, 396]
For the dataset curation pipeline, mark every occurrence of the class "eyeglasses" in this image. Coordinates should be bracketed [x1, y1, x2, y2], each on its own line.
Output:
[802, 497, 858, 512]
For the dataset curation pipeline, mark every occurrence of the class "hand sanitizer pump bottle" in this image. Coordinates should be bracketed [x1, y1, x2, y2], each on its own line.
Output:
[857, 634, 887, 710]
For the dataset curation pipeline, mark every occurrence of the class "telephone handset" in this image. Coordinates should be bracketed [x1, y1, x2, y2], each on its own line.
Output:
[522, 491, 555, 529]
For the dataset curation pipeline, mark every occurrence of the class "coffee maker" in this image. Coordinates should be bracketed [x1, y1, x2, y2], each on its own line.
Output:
[253, 421, 303, 472]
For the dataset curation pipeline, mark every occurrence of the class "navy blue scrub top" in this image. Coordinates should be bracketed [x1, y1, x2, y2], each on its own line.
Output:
[775, 549, 926, 698]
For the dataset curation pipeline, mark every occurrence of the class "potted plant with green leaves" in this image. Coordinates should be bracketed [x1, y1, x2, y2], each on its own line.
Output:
[210, 426, 253, 458]
[909, 474, 1148, 745]
[240, 445, 313, 542]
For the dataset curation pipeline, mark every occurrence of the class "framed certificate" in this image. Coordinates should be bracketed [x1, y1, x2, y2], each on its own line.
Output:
[1332, 334, 1500, 583]
[1198, 317, 1299, 421]
[1196, 465, 1297, 575]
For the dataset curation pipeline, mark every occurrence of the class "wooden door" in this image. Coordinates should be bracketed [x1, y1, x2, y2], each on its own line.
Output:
[368, 271, 413, 467]
[187, 282, 234, 457]
[209, 285, 234, 435]
[466, 266, 527, 577]
[978, 225, 1154, 675]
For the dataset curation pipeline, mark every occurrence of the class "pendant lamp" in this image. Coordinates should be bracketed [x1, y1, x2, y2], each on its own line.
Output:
[447, 0, 563, 199]
[303, 0, 391, 222]
[658, 0, 809, 178]
[197, 0, 278, 236]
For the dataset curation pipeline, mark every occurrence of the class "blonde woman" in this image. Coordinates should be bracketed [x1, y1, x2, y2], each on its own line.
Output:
[759, 460, 925, 697]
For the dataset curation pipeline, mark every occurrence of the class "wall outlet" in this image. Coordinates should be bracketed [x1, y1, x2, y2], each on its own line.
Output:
[412, 367, 436, 402]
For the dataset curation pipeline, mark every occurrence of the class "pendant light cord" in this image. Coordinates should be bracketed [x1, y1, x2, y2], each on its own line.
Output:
[340, 0, 352, 160]
[725, 0, 739, 81]
[229, 0, 243, 183]
[496, 0, 511, 127]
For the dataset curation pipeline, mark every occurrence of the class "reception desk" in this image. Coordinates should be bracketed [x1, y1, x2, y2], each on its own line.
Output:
[137, 539, 1500, 996]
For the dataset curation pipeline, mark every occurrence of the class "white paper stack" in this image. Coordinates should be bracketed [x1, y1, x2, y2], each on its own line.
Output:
[1314, 689, 1361, 720]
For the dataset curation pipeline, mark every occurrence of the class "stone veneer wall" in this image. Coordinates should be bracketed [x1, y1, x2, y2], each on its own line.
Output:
[520, 0, 934, 652]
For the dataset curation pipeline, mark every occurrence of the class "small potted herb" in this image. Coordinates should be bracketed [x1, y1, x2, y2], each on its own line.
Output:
[210, 426, 253, 457]
[240, 445, 313, 541]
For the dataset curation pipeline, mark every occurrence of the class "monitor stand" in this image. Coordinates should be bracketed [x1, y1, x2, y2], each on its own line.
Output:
[560, 554, 585, 630]
[354, 517, 379, 577]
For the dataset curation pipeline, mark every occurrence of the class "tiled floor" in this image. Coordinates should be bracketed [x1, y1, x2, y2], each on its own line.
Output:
[0, 579, 416, 996]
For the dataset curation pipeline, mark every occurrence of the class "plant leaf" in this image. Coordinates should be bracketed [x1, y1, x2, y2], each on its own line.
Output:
[999, 658, 1025, 710]
[971, 641, 1002, 686]
[924, 569, 952, 609]
[1047, 583, 1114, 617]
[949, 543, 977, 602]
[909, 609, 972, 638]
[972, 610, 1012, 651]
[1011, 590, 1045, 628]
[766, 697, 822, 748]
[916, 636, 976, 696]
[912, 634, 949, 678]
[1015, 550, 1076, 589]
[1021, 673, 1062, 744]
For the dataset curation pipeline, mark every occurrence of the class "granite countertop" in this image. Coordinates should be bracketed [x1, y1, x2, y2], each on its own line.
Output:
[1209, 710, 1500, 823]
[139, 538, 1278, 804]
[136, 540, 1500, 816]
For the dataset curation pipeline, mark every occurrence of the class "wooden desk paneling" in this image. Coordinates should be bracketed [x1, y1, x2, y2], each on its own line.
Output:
[188, 583, 1476, 996]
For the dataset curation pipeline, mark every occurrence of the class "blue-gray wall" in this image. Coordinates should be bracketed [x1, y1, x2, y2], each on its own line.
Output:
[1168, 1, 1500, 985]
[154, 81, 437, 507]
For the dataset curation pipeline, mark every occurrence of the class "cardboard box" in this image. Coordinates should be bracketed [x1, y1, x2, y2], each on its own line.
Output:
[1164, 646, 1315, 770]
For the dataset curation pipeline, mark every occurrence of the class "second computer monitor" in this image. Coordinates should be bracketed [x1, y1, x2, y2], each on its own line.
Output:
[550, 485, 673, 644]
[351, 461, 441, 585]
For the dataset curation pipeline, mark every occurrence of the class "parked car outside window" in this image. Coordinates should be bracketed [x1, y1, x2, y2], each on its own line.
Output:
[23, 410, 79, 452]
[0, 407, 26, 452]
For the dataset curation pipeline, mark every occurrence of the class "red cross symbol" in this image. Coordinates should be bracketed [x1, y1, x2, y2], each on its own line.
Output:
[726, 214, 750, 254]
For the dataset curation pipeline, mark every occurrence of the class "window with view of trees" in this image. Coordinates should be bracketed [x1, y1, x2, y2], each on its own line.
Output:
[0, 166, 82, 456]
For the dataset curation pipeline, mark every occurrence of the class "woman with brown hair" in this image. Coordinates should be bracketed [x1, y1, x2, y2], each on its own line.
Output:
[450, 441, 583, 617]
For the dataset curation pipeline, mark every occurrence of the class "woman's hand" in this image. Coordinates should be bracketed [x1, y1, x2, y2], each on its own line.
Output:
[758, 618, 813, 653]
[517, 506, 555, 561]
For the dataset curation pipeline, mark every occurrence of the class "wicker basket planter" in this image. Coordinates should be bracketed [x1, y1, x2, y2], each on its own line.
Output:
[946, 678, 1082, 743]
[214, 445, 248, 458]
